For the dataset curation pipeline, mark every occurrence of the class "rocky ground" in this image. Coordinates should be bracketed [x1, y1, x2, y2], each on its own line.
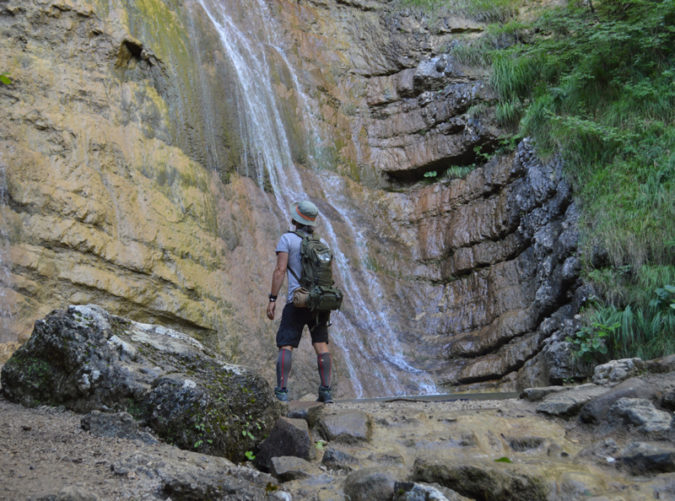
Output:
[1, 386, 674, 501]
[1, 307, 673, 500]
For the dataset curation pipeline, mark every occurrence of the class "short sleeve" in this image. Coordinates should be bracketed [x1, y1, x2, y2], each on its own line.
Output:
[275, 233, 292, 254]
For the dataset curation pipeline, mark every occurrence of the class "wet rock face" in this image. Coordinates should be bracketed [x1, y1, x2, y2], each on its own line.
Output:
[0, 305, 282, 462]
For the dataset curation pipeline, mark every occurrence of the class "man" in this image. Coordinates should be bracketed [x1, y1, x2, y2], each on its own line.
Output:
[266, 200, 334, 403]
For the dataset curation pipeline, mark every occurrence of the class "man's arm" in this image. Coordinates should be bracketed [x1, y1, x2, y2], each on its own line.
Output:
[267, 251, 288, 320]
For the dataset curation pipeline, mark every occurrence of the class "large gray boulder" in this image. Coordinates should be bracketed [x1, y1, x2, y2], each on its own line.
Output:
[0, 305, 282, 462]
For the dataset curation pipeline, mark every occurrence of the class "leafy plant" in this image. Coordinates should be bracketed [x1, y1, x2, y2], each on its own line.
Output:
[245, 450, 256, 461]
[566, 320, 619, 362]
[0, 74, 11, 85]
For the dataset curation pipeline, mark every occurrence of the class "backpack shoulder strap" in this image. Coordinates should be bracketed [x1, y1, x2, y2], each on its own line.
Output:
[285, 231, 305, 282]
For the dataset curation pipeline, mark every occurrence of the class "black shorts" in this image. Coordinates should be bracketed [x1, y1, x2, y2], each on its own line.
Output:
[276, 303, 330, 348]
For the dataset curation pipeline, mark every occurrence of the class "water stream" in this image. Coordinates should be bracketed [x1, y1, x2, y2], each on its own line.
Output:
[195, 0, 436, 397]
[0, 154, 13, 343]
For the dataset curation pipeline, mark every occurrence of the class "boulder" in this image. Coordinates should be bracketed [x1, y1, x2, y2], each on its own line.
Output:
[254, 417, 314, 473]
[321, 446, 360, 471]
[592, 358, 646, 386]
[579, 377, 660, 424]
[0, 305, 282, 462]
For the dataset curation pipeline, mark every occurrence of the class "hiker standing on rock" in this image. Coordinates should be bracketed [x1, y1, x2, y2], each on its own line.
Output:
[266, 200, 342, 403]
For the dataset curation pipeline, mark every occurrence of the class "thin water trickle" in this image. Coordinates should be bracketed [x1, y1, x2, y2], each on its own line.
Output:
[196, 0, 437, 397]
[0, 154, 13, 342]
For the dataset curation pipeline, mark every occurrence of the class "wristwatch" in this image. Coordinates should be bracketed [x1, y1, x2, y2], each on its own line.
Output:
[268, 294, 277, 302]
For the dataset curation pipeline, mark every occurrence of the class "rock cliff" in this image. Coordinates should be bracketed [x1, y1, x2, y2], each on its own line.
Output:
[0, 0, 583, 396]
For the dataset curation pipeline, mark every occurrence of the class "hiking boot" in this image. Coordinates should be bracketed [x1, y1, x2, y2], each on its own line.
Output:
[317, 385, 334, 403]
[274, 387, 289, 402]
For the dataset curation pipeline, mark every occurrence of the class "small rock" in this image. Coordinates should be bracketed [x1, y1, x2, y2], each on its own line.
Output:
[316, 409, 372, 443]
[344, 467, 397, 501]
[520, 386, 566, 402]
[393, 481, 469, 501]
[270, 456, 315, 482]
[321, 446, 359, 471]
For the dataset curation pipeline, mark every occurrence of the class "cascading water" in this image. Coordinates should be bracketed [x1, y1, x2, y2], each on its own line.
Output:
[196, 0, 436, 397]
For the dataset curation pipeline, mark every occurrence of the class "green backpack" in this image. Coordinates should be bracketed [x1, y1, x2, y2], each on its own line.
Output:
[288, 231, 343, 312]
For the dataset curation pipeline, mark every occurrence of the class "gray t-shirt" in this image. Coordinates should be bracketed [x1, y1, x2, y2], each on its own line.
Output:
[275, 232, 302, 303]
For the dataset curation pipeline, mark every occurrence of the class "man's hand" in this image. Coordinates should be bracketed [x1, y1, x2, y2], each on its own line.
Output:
[267, 252, 288, 321]
[266, 300, 276, 320]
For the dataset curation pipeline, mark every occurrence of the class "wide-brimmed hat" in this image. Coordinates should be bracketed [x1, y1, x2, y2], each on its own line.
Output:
[290, 200, 318, 227]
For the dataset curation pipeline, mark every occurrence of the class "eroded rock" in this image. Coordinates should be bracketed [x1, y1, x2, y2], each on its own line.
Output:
[608, 398, 673, 434]
[593, 359, 647, 386]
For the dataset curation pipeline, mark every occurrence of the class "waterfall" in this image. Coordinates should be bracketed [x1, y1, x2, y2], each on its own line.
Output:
[196, 0, 437, 397]
[0, 154, 12, 342]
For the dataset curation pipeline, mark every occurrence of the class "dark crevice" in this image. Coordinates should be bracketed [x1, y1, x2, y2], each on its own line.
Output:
[385, 136, 499, 184]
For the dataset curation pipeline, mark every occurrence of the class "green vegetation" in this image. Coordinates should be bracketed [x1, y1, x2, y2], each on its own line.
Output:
[397, 0, 520, 22]
[486, 0, 674, 360]
[0, 74, 11, 85]
[410, 1, 675, 359]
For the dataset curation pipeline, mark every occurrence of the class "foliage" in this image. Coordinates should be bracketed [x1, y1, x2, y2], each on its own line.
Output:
[396, 0, 521, 22]
[0, 74, 11, 85]
[459, 0, 675, 358]
[594, 285, 675, 360]
[566, 317, 618, 363]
